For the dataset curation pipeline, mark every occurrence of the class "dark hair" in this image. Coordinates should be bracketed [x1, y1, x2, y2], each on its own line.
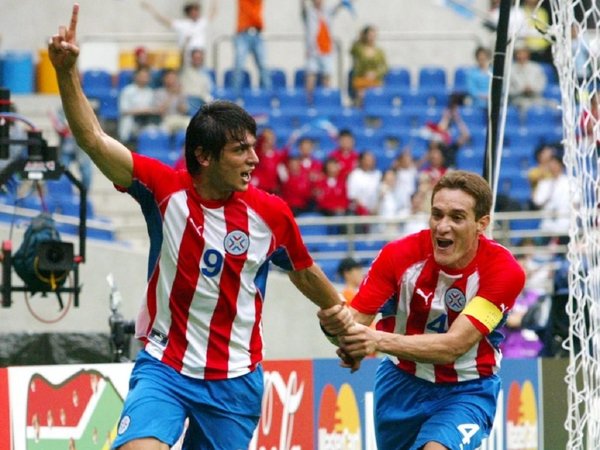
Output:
[185, 100, 257, 175]
[474, 46, 491, 59]
[431, 170, 492, 220]
[184, 2, 200, 16]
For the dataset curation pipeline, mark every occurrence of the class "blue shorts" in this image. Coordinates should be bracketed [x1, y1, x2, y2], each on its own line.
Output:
[112, 350, 263, 449]
[374, 358, 500, 450]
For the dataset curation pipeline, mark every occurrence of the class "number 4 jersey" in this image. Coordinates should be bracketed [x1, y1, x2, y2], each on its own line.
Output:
[120, 153, 314, 380]
[351, 229, 525, 383]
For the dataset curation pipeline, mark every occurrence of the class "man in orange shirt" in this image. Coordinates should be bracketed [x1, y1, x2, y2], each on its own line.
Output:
[233, 0, 271, 95]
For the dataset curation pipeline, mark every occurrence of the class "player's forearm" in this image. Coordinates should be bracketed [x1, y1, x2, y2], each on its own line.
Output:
[376, 331, 468, 364]
[288, 264, 343, 310]
[56, 69, 133, 187]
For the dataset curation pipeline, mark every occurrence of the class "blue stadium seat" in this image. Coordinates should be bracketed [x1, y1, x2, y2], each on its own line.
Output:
[459, 106, 486, 128]
[269, 68, 287, 91]
[399, 90, 430, 108]
[117, 70, 134, 90]
[453, 66, 470, 92]
[384, 67, 411, 89]
[312, 88, 342, 108]
[293, 68, 325, 89]
[136, 128, 171, 154]
[224, 68, 251, 90]
[242, 89, 274, 114]
[456, 147, 484, 172]
[276, 88, 310, 109]
[418, 66, 447, 92]
[82, 69, 113, 99]
[540, 62, 558, 85]
[525, 105, 562, 128]
[97, 89, 120, 121]
[363, 87, 404, 111]
[330, 108, 365, 130]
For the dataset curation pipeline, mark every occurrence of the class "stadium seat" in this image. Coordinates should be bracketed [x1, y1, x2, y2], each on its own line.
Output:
[312, 88, 342, 109]
[540, 62, 558, 85]
[136, 128, 171, 154]
[82, 69, 113, 99]
[269, 68, 287, 91]
[363, 87, 403, 111]
[242, 89, 274, 114]
[97, 89, 120, 121]
[293, 68, 325, 89]
[456, 147, 484, 172]
[452, 66, 470, 92]
[418, 66, 447, 92]
[276, 88, 310, 109]
[330, 108, 365, 130]
[525, 105, 562, 128]
[399, 90, 430, 108]
[384, 67, 411, 89]
[224, 68, 251, 90]
[117, 69, 134, 90]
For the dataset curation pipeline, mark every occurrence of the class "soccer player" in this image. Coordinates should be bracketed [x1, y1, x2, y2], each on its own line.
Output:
[49, 5, 353, 449]
[320, 170, 525, 450]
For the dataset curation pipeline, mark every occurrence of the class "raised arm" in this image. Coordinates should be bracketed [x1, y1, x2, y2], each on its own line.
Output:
[49, 4, 133, 187]
[140, 0, 173, 28]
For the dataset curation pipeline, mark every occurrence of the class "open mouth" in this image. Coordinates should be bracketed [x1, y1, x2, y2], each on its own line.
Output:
[241, 171, 251, 182]
[436, 238, 453, 249]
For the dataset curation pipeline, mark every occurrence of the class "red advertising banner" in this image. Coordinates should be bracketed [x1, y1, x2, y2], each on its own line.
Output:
[0, 368, 11, 450]
[250, 360, 314, 450]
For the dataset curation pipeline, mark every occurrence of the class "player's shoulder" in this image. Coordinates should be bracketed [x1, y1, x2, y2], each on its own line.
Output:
[478, 236, 525, 276]
[241, 185, 293, 216]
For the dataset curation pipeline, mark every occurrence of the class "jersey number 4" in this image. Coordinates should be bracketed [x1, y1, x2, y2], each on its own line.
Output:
[426, 314, 448, 333]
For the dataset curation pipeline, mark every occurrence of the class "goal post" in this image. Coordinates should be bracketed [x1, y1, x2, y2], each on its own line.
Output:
[541, 1, 600, 449]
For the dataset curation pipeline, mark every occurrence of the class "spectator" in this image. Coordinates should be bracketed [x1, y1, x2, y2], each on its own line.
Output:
[232, 0, 271, 95]
[418, 141, 448, 187]
[375, 169, 403, 234]
[133, 45, 152, 70]
[300, 0, 350, 101]
[391, 148, 418, 217]
[509, 43, 548, 114]
[154, 69, 190, 134]
[466, 46, 492, 110]
[527, 143, 555, 194]
[346, 150, 381, 215]
[314, 157, 349, 217]
[435, 95, 472, 167]
[521, 0, 552, 64]
[337, 256, 364, 303]
[118, 66, 161, 146]
[485, 0, 526, 39]
[297, 136, 324, 180]
[180, 48, 214, 113]
[141, 0, 217, 61]
[572, 24, 591, 85]
[328, 128, 358, 182]
[49, 106, 93, 192]
[251, 127, 287, 194]
[349, 24, 388, 107]
[531, 150, 570, 243]
[279, 155, 315, 215]
[500, 255, 545, 358]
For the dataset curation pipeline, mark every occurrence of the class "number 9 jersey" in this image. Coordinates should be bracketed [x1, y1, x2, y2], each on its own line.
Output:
[120, 153, 314, 380]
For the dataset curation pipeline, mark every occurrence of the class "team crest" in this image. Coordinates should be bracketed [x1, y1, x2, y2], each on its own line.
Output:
[445, 288, 466, 312]
[224, 230, 250, 255]
[118, 415, 131, 435]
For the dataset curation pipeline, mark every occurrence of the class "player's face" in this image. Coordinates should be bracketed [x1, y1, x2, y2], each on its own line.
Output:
[429, 188, 488, 269]
[202, 131, 258, 199]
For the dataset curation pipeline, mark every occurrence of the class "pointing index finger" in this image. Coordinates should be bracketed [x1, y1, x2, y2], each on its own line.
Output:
[68, 3, 80, 40]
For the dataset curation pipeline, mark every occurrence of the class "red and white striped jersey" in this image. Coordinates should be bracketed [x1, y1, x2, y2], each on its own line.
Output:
[352, 229, 525, 383]
[123, 154, 313, 380]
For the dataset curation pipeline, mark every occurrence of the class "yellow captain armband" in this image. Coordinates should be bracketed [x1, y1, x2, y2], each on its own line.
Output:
[462, 296, 504, 333]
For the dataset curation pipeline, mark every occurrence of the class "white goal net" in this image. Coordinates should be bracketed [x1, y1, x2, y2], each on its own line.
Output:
[541, 1, 600, 449]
